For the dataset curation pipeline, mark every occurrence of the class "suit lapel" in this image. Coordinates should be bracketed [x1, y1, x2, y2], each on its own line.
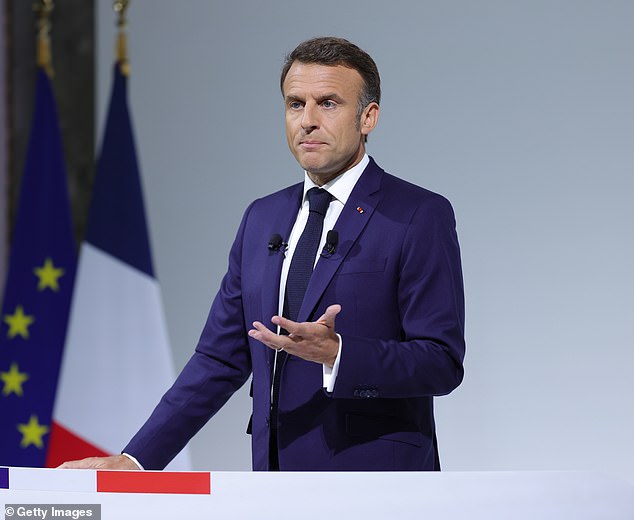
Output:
[261, 184, 303, 364]
[297, 160, 384, 322]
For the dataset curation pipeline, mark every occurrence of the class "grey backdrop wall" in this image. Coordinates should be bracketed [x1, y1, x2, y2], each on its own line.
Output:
[0, 2, 7, 292]
[97, 1, 634, 482]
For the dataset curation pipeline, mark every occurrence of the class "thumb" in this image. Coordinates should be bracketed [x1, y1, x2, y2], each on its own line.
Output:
[316, 304, 342, 328]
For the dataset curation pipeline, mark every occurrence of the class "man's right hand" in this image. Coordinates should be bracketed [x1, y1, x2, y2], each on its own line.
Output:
[58, 454, 138, 470]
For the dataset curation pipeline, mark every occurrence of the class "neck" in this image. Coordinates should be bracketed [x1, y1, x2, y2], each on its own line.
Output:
[307, 148, 366, 186]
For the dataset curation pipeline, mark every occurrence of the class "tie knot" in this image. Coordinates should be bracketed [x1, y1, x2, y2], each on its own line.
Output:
[307, 187, 331, 216]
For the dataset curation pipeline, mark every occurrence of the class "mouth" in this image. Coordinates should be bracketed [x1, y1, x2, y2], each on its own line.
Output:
[299, 140, 327, 151]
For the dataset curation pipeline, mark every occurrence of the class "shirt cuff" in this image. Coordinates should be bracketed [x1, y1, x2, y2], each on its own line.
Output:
[322, 333, 342, 393]
[121, 452, 144, 470]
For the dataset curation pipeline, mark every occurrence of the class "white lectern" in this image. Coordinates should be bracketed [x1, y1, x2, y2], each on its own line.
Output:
[2, 467, 633, 520]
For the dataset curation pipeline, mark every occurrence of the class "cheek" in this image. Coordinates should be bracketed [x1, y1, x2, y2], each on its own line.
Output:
[337, 127, 360, 149]
[285, 119, 296, 143]
[330, 116, 359, 143]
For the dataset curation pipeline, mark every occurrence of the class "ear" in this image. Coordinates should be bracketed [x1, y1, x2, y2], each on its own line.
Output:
[360, 102, 380, 137]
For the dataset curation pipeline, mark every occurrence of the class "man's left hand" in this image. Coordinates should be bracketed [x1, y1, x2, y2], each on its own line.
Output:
[249, 304, 342, 367]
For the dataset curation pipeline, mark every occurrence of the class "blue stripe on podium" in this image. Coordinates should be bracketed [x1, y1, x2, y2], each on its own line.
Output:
[0, 467, 8, 489]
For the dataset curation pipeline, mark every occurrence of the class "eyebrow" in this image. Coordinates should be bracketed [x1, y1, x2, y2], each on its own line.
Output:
[285, 94, 304, 104]
[317, 93, 345, 104]
[284, 93, 346, 104]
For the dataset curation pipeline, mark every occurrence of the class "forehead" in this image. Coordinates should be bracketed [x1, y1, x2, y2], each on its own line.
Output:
[282, 62, 363, 98]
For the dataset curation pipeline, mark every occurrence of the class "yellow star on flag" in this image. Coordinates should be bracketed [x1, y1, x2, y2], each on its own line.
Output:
[34, 257, 65, 292]
[1, 362, 30, 396]
[17, 414, 50, 449]
[3, 305, 35, 339]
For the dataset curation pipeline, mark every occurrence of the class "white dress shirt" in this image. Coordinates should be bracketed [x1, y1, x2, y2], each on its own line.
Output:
[277, 154, 369, 392]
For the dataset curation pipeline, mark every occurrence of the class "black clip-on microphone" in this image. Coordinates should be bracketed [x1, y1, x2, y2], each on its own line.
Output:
[323, 230, 338, 256]
[268, 233, 287, 252]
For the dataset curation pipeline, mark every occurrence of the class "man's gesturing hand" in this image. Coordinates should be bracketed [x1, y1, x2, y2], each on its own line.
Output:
[249, 304, 342, 367]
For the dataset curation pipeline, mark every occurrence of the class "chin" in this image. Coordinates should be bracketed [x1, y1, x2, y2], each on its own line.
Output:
[298, 158, 326, 174]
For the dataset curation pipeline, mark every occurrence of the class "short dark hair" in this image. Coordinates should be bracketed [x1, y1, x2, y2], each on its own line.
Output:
[280, 36, 381, 119]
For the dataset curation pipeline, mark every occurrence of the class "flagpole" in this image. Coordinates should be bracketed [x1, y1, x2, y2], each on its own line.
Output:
[114, 0, 130, 76]
[34, 0, 54, 78]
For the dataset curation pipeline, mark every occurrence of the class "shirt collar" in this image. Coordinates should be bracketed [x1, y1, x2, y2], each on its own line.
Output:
[302, 154, 369, 205]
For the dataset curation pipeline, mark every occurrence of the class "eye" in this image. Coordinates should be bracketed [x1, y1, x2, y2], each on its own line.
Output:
[322, 100, 336, 109]
[288, 101, 303, 110]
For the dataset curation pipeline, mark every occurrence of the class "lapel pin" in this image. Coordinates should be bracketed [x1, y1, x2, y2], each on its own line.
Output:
[356, 206, 365, 214]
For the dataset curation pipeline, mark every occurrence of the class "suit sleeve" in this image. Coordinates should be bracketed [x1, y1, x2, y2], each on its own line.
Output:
[123, 203, 254, 469]
[331, 195, 465, 399]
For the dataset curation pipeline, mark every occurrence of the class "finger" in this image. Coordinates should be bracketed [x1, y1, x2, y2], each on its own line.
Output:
[316, 304, 342, 328]
[248, 324, 274, 342]
[270, 315, 302, 336]
[58, 457, 101, 469]
[249, 321, 280, 340]
[58, 460, 82, 469]
[250, 321, 269, 332]
[59, 455, 137, 470]
[249, 323, 288, 350]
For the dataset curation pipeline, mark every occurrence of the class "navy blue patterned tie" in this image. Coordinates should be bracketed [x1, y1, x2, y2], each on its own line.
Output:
[270, 188, 331, 469]
[284, 187, 332, 321]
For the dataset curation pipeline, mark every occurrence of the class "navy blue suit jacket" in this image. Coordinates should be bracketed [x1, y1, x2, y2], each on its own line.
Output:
[124, 158, 465, 471]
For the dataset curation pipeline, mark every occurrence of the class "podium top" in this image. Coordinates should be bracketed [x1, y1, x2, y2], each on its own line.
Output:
[2, 467, 634, 520]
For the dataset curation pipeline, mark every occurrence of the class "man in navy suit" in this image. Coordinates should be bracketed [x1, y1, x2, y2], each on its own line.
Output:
[62, 37, 465, 471]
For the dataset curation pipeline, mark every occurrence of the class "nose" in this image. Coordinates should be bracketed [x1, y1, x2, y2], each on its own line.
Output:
[301, 103, 319, 132]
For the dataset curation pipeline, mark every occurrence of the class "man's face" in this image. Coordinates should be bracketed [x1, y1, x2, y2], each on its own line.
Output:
[283, 62, 379, 185]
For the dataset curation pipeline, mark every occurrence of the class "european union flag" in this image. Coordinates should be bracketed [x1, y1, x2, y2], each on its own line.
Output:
[0, 69, 76, 467]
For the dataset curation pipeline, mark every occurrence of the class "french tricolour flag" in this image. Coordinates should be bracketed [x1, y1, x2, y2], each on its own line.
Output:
[47, 63, 190, 470]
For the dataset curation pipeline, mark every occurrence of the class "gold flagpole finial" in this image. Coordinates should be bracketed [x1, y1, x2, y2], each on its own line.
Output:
[34, 0, 55, 77]
[114, 0, 130, 76]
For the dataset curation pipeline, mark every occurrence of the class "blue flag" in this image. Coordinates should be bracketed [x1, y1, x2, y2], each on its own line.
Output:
[85, 63, 154, 276]
[0, 69, 76, 467]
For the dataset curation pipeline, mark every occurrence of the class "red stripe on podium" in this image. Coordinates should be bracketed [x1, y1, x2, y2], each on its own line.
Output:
[96, 470, 211, 495]
[46, 421, 110, 468]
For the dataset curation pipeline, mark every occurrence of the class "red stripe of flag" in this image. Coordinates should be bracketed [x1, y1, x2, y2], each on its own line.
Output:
[97, 470, 211, 495]
[46, 421, 110, 468]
